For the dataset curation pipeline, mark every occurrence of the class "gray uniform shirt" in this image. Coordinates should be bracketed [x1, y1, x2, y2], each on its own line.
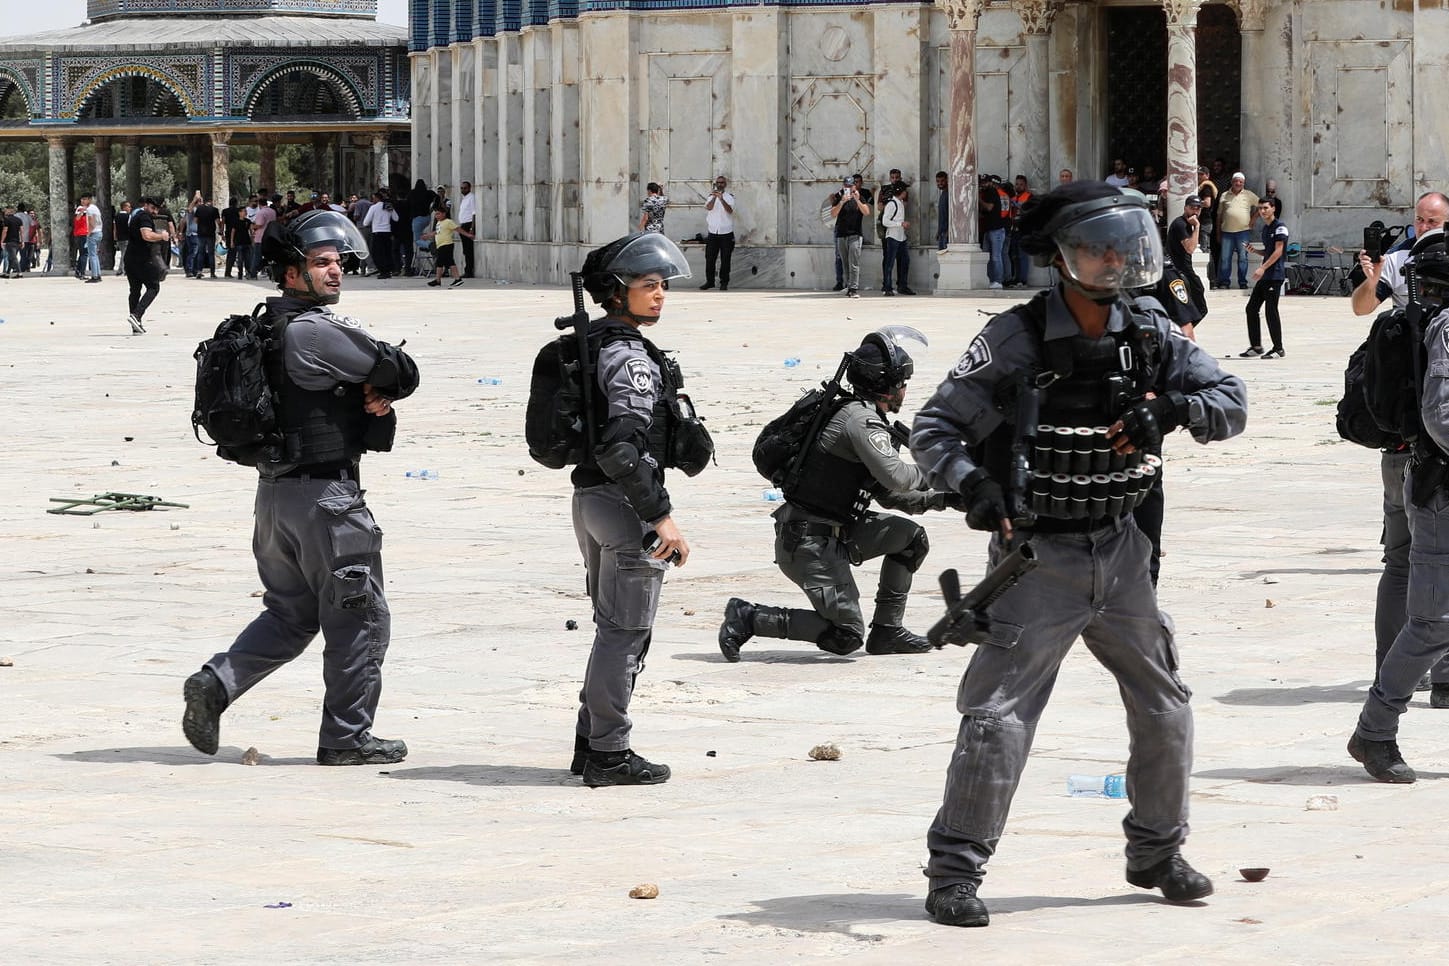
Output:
[1421, 306, 1449, 453]
[589, 321, 671, 523]
[910, 287, 1248, 495]
[788, 398, 942, 522]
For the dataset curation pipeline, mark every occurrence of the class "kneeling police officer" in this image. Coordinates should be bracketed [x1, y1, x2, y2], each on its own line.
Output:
[910, 181, 1246, 926]
[719, 331, 959, 661]
[181, 209, 420, 765]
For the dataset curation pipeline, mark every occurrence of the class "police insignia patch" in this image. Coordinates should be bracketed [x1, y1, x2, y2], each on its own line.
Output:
[952, 335, 992, 378]
[868, 429, 893, 456]
[1169, 278, 1190, 304]
[626, 358, 653, 393]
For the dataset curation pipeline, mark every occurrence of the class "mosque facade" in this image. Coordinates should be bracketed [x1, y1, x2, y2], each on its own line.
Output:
[0, 0, 409, 258]
[405, 0, 1449, 291]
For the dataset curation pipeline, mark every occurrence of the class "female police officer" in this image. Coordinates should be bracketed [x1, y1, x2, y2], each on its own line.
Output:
[568, 232, 699, 787]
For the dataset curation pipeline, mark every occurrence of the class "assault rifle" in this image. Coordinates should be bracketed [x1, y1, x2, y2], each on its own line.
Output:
[554, 271, 596, 455]
[927, 541, 1037, 648]
[780, 352, 850, 493]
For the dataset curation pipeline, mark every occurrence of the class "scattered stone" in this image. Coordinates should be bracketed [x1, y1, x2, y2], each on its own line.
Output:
[517, 469, 525, 476]
[170, 523, 180, 531]
[706, 750, 716, 757]
[124, 437, 134, 442]
[250, 590, 264, 598]
[808, 743, 841, 761]
[683, 609, 696, 616]
[1305, 794, 1338, 811]
[566, 619, 579, 630]
[629, 883, 659, 899]
[1265, 599, 1276, 608]
[1263, 576, 1279, 584]
[0, 657, 13, 667]
[86, 568, 95, 574]
[241, 747, 261, 766]
[111, 460, 120, 466]
[1235, 917, 1263, 925]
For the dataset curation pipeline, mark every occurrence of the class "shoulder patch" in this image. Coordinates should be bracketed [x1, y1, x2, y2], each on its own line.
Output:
[867, 429, 894, 457]
[952, 333, 993, 378]
[625, 357, 653, 394]
[1168, 277, 1191, 305]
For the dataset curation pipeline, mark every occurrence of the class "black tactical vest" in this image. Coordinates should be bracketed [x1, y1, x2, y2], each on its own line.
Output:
[270, 306, 369, 466]
[785, 402, 878, 523]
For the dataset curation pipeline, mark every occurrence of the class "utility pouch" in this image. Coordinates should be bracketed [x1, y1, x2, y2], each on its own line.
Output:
[1411, 455, 1449, 508]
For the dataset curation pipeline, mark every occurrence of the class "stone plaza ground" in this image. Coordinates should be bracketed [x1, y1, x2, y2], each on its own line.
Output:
[3, 267, 1447, 963]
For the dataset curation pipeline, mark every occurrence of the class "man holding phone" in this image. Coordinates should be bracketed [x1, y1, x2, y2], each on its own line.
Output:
[831, 175, 872, 298]
[1353, 192, 1449, 315]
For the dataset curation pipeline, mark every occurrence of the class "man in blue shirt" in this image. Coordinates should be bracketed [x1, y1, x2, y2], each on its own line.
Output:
[1239, 201, 1290, 358]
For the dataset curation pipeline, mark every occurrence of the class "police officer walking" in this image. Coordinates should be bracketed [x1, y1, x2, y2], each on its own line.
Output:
[568, 232, 705, 787]
[181, 210, 420, 766]
[719, 331, 958, 660]
[910, 181, 1247, 926]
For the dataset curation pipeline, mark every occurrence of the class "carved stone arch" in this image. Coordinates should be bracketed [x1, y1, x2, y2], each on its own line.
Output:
[72, 65, 197, 119]
[242, 61, 365, 119]
[0, 68, 36, 118]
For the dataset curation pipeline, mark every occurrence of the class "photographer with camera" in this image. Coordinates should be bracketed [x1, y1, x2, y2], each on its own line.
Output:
[1352, 192, 1449, 316]
[830, 175, 872, 298]
[978, 176, 1007, 289]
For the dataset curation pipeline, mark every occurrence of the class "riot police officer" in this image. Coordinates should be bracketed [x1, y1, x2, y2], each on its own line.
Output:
[568, 232, 705, 787]
[718, 331, 958, 661]
[910, 181, 1247, 926]
[181, 209, 420, 765]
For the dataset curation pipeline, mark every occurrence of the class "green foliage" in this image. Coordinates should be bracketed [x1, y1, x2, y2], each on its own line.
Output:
[0, 168, 44, 225]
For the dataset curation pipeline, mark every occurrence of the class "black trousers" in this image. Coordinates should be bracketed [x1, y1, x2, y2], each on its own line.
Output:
[460, 223, 475, 277]
[368, 232, 394, 277]
[705, 232, 735, 286]
[1246, 277, 1284, 349]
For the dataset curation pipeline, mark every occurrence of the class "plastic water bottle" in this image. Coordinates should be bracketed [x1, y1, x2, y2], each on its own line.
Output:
[1067, 774, 1127, 798]
[476, 377, 503, 385]
[783, 357, 801, 368]
[761, 488, 783, 502]
[405, 469, 439, 480]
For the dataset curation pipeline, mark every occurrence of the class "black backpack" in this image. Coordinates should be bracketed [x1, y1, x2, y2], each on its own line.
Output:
[752, 387, 853, 488]
[191, 303, 287, 466]
[1336, 335, 1399, 449]
[526, 329, 600, 469]
[1358, 306, 1421, 444]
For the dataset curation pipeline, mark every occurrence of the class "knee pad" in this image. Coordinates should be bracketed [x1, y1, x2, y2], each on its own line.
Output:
[817, 626, 864, 656]
[886, 526, 930, 574]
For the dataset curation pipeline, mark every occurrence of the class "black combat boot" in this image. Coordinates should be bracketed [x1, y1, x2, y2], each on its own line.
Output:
[570, 733, 589, 776]
[865, 624, 932, 655]
[925, 882, 989, 927]
[1431, 684, 1449, 709]
[181, 667, 228, 756]
[582, 749, 671, 787]
[1348, 732, 1416, 783]
[718, 598, 757, 662]
[317, 736, 409, 766]
[1125, 853, 1214, 902]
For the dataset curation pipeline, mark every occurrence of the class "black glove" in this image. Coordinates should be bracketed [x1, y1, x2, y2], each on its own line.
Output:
[961, 470, 1008, 532]
[1114, 391, 1189, 451]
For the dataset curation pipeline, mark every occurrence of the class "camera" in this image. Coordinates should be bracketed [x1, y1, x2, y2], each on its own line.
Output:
[1364, 224, 1385, 264]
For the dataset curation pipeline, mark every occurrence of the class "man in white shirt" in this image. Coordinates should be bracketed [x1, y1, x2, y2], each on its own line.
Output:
[83, 194, 104, 282]
[248, 198, 277, 280]
[880, 184, 915, 296]
[701, 175, 736, 291]
[456, 180, 477, 278]
[362, 191, 400, 279]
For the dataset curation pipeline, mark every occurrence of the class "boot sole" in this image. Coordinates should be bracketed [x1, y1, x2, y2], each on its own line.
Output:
[582, 765, 671, 787]
[317, 748, 409, 766]
[1126, 874, 1214, 902]
[181, 675, 221, 756]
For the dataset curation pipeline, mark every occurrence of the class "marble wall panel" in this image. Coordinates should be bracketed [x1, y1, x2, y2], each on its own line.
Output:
[1305, 39, 1411, 210]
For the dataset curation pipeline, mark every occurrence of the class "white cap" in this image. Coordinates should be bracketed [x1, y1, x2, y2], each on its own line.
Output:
[1231, 171, 1245, 181]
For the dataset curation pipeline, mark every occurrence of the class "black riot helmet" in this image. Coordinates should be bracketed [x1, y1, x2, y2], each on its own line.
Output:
[261, 208, 367, 303]
[581, 232, 691, 308]
[1407, 234, 1449, 306]
[845, 326, 928, 405]
[1018, 180, 1163, 303]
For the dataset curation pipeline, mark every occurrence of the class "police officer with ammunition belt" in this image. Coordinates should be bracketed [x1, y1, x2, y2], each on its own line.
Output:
[909, 181, 1247, 927]
[719, 331, 957, 661]
[568, 232, 711, 787]
[182, 209, 420, 766]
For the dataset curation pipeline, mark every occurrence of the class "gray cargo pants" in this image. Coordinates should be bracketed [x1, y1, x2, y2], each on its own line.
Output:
[774, 509, 923, 642]
[572, 483, 668, 752]
[1375, 451, 1449, 684]
[1359, 472, 1449, 740]
[205, 473, 390, 750]
[926, 517, 1194, 888]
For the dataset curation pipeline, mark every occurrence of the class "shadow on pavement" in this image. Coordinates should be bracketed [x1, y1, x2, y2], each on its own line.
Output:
[670, 650, 855, 665]
[55, 746, 314, 766]
[718, 892, 923, 936]
[1196, 764, 1449, 784]
[383, 764, 577, 787]
[1213, 681, 1369, 706]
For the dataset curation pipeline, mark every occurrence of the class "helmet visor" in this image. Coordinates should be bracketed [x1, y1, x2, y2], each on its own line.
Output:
[607, 232, 692, 282]
[292, 213, 368, 259]
[1054, 206, 1163, 291]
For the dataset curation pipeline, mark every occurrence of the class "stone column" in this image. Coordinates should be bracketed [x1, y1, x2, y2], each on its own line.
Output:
[1163, 0, 1204, 214]
[94, 137, 113, 265]
[187, 138, 203, 197]
[258, 134, 279, 196]
[312, 136, 329, 192]
[1017, 0, 1060, 195]
[936, 0, 989, 293]
[211, 131, 232, 207]
[371, 133, 390, 193]
[1231, 0, 1287, 201]
[577, 16, 631, 241]
[47, 136, 71, 271]
[124, 137, 141, 204]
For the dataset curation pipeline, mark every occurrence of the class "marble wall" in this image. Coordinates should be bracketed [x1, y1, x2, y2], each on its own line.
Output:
[411, 1, 1449, 290]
